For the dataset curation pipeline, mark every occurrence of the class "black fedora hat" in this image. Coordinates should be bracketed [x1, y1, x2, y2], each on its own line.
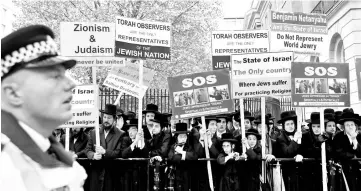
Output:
[324, 108, 335, 114]
[173, 123, 190, 134]
[277, 110, 297, 124]
[338, 111, 360, 125]
[232, 111, 254, 122]
[216, 114, 232, 122]
[220, 133, 237, 143]
[122, 119, 138, 131]
[124, 111, 136, 120]
[254, 113, 275, 124]
[142, 104, 160, 114]
[150, 114, 163, 124]
[100, 104, 117, 116]
[343, 108, 354, 114]
[306, 112, 329, 124]
[116, 107, 127, 120]
[1, 25, 76, 79]
[324, 113, 336, 123]
[246, 128, 261, 140]
[205, 116, 220, 126]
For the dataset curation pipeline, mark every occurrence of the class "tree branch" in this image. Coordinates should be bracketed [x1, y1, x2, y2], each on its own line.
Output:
[171, 1, 199, 26]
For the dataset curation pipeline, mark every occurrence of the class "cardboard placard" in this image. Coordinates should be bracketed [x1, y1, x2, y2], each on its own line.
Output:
[60, 22, 115, 57]
[115, 17, 171, 60]
[269, 11, 327, 56]
[231, 52, 293, 98]
[168, 69, 234, 119]
[291, 62, 350, 107]
[60, 85, 97, 128]
[211, 30, 269, 70]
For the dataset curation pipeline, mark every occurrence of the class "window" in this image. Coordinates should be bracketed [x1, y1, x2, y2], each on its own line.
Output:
[329, 33, 345, 63]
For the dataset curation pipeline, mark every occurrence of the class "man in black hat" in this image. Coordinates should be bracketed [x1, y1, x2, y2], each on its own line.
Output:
[115, 106, 127, 131]
[1, 25, 87, 190]
[124, 111, 136, 124]
[121, 119, 147, 158]
[60, 127, 90, 159]
[84, 104, 126, 191]
[142, 103, 160, 140]
[232, 111, 255, 137]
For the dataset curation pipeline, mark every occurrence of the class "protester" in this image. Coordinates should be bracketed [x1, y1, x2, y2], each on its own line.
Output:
[142, 103, 160, 140]
[168, 122, 198, 191]
[121, 119, 148, 158]
[116, 106, 127, 131]
[242, 128, 262, 191]
[232, 111, 254, 137]
[274, 111, 303, 191]
[333, 111, 361, 190]
[1, 25, 87, 190]
[217, 133, 241, 191]
[84, 104, 126, 191]
[124, 111, 136, 124]
[60, 127, 90, 159]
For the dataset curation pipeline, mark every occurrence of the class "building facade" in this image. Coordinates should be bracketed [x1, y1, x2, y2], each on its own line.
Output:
[244, 0, 361, 115]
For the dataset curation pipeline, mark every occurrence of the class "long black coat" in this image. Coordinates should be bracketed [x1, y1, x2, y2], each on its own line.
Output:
[217, 153, 239, 191]
[333, 131, 361, 191]
[147, 131, 171, 158]
[168, 142, 198, 191]
[121, 137, 148, 158]
[60, 131, 89, 158]
[84, 126, 126, 191]
[274, 130, 302, 191]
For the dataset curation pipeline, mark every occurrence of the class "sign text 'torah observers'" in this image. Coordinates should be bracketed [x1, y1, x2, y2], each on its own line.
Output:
[168, 70, 234, 119]
[291, 62, 350, 107]
[115, 17, 171, 60]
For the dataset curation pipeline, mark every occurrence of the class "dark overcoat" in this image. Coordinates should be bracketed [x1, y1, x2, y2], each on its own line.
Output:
[84, 126, 125, 191]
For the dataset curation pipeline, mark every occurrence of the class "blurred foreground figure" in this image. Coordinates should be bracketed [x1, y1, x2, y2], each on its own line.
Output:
[1, 25, 87, 191]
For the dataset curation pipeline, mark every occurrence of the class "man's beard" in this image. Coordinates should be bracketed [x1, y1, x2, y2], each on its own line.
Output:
[103, 123, 112, 130]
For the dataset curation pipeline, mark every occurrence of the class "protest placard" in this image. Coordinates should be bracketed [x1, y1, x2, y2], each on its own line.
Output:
[269, 11, 327, 56]
[60, 22, 115, 57]
[103, 61, 155, 98]
[70, 57, 126, 67]
[356, 58, 361, 101]
[115, 17, 171, 60]
[168, 69, 234, 119]
[211, 30, 269, 70]
[291, 62, 350, 107]
[231, 52, 293, 98]
[60, 85, 97, 128]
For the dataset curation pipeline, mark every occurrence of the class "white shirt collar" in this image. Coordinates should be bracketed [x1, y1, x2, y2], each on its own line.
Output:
[216, 131, 225, 138]
[104, 129, 110, 139]
[18, 121, 51, 152]
[346, 133, 353, 145]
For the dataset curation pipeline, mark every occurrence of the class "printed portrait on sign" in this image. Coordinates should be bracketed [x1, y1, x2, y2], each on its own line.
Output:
[328, 78, 347, 94]
[194, 88, 209, 104]
[295, 78, 315, 94]
[208, 84, 230, 102]
[315, 78, 328, 94]
[173, 90, 195, 107]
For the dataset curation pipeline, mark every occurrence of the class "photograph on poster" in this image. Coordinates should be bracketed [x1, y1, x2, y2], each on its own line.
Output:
[295, 78, 315, 94]
[315, 78, 328, 94]
[328, 78, 347, 94]
[173, 90, 195, 107]
[208, 85, 230, 102]
[194, 88, 210, 104]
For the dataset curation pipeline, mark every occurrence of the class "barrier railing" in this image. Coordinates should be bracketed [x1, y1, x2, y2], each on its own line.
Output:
[77, 157, 361, 191]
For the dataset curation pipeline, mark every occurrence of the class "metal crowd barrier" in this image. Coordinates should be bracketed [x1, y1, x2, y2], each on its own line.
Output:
[77, 158, 361, 191]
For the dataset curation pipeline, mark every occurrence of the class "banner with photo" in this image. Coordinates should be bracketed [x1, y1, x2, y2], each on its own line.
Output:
[168, 69, 234, 119]
[291, 62, 350, 107]
[211, 30, 269, 70]
[269, 11, 327, 56]
[231, 52, 293, 98]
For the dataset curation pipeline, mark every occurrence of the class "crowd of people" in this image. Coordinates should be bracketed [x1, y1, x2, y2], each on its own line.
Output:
[2, 25, 360, 191]
[56, 101, 361, 191]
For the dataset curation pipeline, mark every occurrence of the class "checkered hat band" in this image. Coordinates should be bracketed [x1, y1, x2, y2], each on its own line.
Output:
[1, 35, 59, 77]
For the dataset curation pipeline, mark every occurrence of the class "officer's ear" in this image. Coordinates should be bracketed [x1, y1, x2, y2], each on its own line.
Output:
[1, 76, 25, 107]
